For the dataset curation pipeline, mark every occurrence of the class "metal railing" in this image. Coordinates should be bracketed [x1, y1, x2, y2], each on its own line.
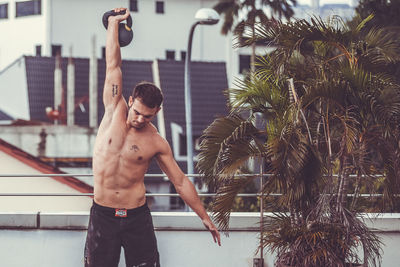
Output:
[0, 171, 397, 266]
[0, 173, 266, 197]
[0, 173, 393, 198]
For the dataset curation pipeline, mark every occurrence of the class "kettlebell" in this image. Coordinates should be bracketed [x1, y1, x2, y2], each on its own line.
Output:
[102, 10, 133, 47]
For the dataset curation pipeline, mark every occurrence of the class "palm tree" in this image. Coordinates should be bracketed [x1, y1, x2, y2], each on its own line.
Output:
[213, 0, 296, 72]
[197, 15, 400, 266]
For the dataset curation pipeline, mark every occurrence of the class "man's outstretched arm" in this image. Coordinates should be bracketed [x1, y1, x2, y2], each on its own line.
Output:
[156, 140, 221, 246]
[103, 8, 130, 110]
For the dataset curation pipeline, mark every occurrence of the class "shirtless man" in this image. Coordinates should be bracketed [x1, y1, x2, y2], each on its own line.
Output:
[84, 7, 221, 267]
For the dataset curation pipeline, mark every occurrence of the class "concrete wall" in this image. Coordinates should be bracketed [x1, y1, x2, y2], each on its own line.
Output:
[0, 125, 96, 157]
[0, 212, 399, 267]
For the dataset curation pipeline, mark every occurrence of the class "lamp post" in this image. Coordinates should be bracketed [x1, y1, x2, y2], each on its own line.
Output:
[184, 8, 220, 179]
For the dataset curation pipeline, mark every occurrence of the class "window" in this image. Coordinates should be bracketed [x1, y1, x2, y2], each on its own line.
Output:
[180, 51, 186, 61]
[0, 3, 8, 19]
[35, 45, 41, 56]
[51, 45, 62, 57]
[239, 54, 251, 74]
[155, 1, 164, 14]
[129, 0, 138, 12]
[16, 0, 41, 17]
[166, 50, 175, 60]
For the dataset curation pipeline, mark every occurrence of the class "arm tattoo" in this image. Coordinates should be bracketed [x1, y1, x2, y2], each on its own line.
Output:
[112, 84, 118, 97]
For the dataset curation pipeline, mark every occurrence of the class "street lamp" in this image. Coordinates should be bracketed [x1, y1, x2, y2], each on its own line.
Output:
[184, 8, 220, 178]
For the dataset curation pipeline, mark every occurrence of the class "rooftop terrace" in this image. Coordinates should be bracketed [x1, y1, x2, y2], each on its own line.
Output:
[1, 211, 399, 267]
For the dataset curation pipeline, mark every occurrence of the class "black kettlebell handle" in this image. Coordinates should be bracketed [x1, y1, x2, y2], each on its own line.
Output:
[102, 10, 132, 29]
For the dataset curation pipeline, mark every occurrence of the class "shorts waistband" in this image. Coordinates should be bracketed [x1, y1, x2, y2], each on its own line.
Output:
[92, 201, 149, 217]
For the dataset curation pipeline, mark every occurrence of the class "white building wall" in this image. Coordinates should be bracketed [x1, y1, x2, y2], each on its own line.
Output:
[0, 125, 96, 157]
[0, 57, 30, 119]
[0, 149, 92, 213]
[0, 0, 47, 70]
[113, 0, 226, 62]
[0, 0, 359, 89]
[0, 0, 225, 70]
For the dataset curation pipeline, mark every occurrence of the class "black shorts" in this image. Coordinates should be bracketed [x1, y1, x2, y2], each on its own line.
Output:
[84, 201, 160, 267]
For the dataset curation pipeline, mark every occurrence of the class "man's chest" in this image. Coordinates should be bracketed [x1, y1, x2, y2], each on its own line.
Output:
[120, 137, 156, 163]
[97, 130, 158, 163]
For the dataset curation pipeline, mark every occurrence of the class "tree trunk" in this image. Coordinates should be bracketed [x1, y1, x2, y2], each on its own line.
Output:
[336, 155, 350, 219]
[251, 25, 256, 73]
[350, 171, 362, 211]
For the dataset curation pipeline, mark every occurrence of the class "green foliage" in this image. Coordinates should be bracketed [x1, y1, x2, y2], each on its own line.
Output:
[214, 0, 297, 72]
[353, 0, 400, 83]
[214, 0, 296, 36]
[356, 0, 400, 28]
[263, 212, 382, 267]
[197, 14, 400, 266]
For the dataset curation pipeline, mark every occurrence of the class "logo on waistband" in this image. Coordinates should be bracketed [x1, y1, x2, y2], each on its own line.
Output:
[115, 208, 127, 217]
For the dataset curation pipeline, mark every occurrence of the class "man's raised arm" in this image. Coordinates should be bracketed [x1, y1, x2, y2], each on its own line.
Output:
[103, 8, 130, 109]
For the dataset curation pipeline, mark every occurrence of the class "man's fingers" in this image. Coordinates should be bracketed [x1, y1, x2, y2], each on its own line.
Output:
[118, 8, 130, 19]
[112, 7, 130, 20]
[203, 220, 221, 246]
[210, 226, 221, 246]
[123, 9, 130, 19]
[214, 230, 221, 246]
[210, 229, 217, 243]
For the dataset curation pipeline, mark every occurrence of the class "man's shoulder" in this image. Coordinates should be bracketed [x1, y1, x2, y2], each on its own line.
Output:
[145, 125, 170, 151]
[146, 123, 163, 137]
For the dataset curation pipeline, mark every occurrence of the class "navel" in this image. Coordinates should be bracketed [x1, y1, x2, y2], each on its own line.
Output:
[108, 138, 112, 144]
[138, 156, 143, 161]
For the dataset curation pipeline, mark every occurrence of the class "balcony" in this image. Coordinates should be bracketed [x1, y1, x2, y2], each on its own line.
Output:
[0, 145, 399, 267]
[0, 211, 399, 267]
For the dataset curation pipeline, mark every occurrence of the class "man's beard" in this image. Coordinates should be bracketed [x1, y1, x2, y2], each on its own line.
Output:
[132, 121, 145, 129]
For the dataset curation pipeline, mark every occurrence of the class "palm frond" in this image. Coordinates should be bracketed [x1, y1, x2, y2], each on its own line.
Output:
[213, 0, 240, 35]
[197, 114, 262, 187]
[211, 174, 258, 231]
[361, 26, 400, 66]
[228, 69, 289, 119]
[263, 123, 323, 212]
[354, 13, 374, 33]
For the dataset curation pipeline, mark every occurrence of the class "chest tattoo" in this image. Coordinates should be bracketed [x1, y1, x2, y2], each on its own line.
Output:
[130, 144, 139, 152]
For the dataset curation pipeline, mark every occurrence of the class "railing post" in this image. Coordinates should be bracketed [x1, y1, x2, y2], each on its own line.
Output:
[259, 158, 264, 266]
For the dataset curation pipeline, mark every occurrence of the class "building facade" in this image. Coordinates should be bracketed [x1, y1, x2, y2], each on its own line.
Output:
[0, 0, 358, 87]
[0, 0, 227, 70]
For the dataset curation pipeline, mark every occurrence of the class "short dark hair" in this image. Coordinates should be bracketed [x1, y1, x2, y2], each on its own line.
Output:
[131, 81, 163, 108]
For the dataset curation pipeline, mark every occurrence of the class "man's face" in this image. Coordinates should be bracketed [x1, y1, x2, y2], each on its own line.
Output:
[127, 97, 160, 129]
